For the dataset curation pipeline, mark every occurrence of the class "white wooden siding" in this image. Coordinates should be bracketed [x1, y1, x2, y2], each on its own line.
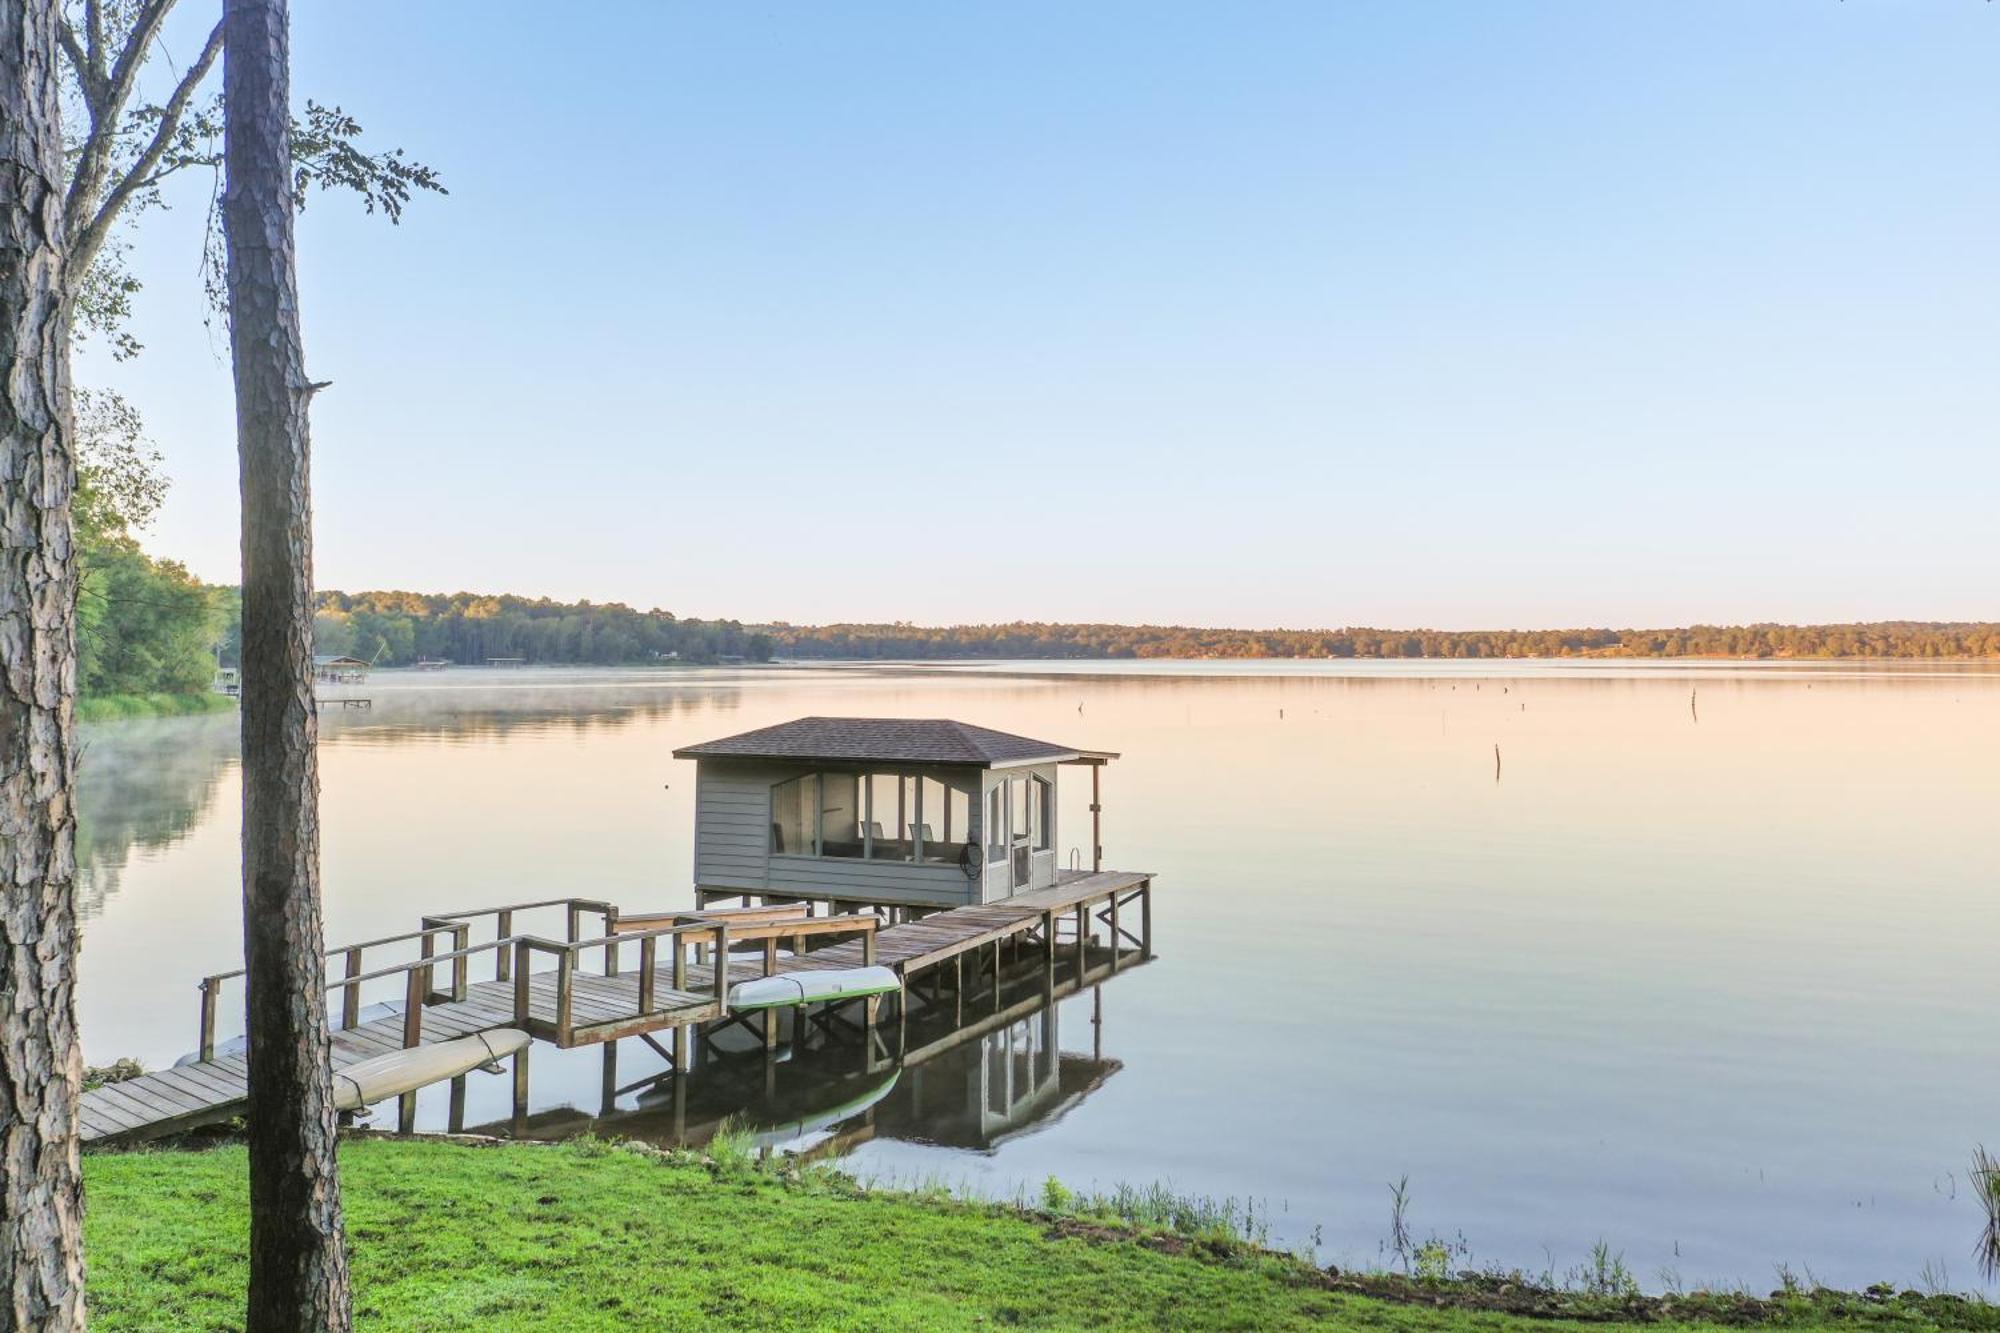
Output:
[693, 761, 776, 891]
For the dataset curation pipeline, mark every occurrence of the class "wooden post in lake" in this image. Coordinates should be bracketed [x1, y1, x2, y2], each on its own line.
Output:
[1042, 910, 1056, 997]
[1108, 890, 1121, 974]
[1075, 903, 1087, 984]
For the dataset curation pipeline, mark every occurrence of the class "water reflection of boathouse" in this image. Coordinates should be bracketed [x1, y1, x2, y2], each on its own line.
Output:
[874, 997, 1121, 1151]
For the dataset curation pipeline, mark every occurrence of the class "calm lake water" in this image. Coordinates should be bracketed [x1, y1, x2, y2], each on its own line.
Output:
[75, 661, 2000, 1292]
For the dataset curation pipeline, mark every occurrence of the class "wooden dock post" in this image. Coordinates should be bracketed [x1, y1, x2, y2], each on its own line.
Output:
[1042, 910, 1056, 996]
[555, 950, 575, 1046]
[671, 931, 688, 1068]
[448, 1076, 466, 1133]
[712, 924, 731, 1017]
[197, 977, 218, 1063]
[512, 939, 531, 1026]
[638, 936, 657, 1015]
[1091, 763, 1103, 872]
[1140, 879, 1153, 960]
[512, 1043, 530, 1123]
[763, 937, 780, 1050]
[400, 964, 426, 1133]
[496, 910, 514, 982]
[1108, 891, 1121, 974]
[452, 922, 471, 1000]
[418, 923, 437, 1002]
[603, 905, 620, 977]
[341, 947, 362, 1029]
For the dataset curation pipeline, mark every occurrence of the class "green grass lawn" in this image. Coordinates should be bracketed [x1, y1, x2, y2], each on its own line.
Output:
[77, 691, 235, 722]
[82, 1138, 1995, 1332]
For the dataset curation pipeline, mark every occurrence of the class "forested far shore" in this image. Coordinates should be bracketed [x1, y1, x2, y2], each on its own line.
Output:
[80, 548, 2000, 714]
[762, 620, 2000, 661]
[309, 590, 773, 667]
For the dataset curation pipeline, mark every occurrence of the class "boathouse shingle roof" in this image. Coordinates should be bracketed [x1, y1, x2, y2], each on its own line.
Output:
[672, 717, 1114, 768]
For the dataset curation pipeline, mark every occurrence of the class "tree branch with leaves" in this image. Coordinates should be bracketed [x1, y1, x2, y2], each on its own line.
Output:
[56, 0, 443, 354]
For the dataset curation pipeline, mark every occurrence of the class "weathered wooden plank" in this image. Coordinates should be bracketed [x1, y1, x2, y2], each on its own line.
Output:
[78, 1089, 151, 1133]
[91, 1078, 204, 1122]
[146, 1075, 239, 1120]
[79, 1104, 126, 1139]
[150, 1064, 241, 1105]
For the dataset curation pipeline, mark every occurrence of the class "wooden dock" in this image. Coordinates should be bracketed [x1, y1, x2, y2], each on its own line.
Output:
[81, 870, 1153, 1146]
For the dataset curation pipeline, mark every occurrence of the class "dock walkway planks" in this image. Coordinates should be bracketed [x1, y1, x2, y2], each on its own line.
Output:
[80, 869, 1153, 1145]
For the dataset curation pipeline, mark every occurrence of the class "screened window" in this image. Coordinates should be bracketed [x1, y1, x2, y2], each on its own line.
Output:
[1029, 775, 1051, 851]
[773, 769, 977, 863]
[866, 772, 917, 861]
[919, 776, 973, 865]
[770, 773, 818, 855]
[987, 786, 1006, 859]
[819, 771, 863, 858]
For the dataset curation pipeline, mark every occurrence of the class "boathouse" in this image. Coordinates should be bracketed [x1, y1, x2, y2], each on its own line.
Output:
[672, 718, 1118, 909]
[312, 654, 370, 684]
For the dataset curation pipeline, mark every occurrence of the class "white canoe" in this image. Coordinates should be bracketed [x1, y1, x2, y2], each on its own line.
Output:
[729, 966, 901, 1012]
[333, 1028, 529, 1111]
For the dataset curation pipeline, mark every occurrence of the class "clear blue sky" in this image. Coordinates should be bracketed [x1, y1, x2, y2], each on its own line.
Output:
[86, 2, 1998, 629]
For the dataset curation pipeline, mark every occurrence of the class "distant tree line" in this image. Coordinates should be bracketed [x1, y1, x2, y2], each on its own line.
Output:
[764, 620, 2000, 661]
[304, 591, 773, 667]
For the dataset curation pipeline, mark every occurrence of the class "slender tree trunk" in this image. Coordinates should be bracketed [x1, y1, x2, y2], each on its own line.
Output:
[0, 3, 87, 1328]
[222, 0, 351, 1327]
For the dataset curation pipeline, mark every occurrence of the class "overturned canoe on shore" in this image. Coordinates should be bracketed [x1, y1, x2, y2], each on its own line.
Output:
[729, 966, 901, 1012]
[332, 1028, 529, 1111]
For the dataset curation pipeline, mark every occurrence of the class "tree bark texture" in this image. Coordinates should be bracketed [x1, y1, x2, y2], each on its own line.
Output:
[0, 1, 87, 1327]
[222, 0, 351, 1327]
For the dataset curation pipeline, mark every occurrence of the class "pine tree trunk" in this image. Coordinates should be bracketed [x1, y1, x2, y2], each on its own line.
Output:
[222, 0, 351, 1327]
[0, 3, 88, 1327]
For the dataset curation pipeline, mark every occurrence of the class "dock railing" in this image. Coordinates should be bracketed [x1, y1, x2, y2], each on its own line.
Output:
[194, 897, 619, 1061]
[510, 920, 733, 1047]
[423, 897, 621, 980]
[617, 904, 881, 972]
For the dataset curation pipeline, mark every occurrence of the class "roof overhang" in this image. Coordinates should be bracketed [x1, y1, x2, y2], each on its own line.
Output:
[676, 749, 1114, 770]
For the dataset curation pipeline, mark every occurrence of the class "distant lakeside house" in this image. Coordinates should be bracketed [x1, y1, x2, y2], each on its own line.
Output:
[312, 654, 370, 684]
